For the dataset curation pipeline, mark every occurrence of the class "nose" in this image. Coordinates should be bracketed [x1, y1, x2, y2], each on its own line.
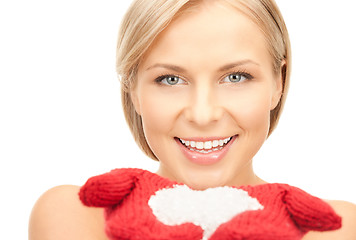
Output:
[183, 83, 224, 127]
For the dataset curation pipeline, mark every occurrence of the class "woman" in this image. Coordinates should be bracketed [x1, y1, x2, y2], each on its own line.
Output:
[29, 0, 356, 239]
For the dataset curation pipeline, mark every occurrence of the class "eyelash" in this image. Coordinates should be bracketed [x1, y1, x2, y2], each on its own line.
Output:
[220, 71, 254, 84]
[154, 71, 254, 86]
[155, 74, 186, 86]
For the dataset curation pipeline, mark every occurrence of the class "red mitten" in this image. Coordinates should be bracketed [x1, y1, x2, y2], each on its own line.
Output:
[80, 169, 341, 240]
[283, 185, 341, 231]
[79, 168, 143, 207]
[209, 184, 341, 240]
[79, 168, 203, 240]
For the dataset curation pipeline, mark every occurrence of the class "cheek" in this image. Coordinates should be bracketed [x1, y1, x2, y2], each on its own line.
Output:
[223, 88, 272, 136]
[138, 90, 182, 146]
[139, 91, 188, 163]
[140, 98, 166, 134]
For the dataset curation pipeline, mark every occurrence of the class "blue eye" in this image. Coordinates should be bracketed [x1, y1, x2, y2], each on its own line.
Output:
[156, 75, 185, 85]
[222, 72, 252, 83]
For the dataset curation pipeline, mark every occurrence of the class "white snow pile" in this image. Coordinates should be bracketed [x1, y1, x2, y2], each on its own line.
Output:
[148, 185, 264, 240]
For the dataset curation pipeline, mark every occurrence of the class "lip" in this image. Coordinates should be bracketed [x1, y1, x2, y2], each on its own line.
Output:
[175, 135, 237, 165]
[178, 136, 230, 142]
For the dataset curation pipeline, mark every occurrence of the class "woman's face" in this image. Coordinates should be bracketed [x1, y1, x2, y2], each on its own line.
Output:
[132, 2, 282, 189]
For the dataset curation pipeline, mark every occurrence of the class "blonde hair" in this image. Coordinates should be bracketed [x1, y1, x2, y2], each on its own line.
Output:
[117, 0, 291, 160]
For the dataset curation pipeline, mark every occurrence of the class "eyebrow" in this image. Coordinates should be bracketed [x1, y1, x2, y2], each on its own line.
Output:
[145, 59, 260, 73]
[218, 60, 260, 72]
[146, 63, 187, 73]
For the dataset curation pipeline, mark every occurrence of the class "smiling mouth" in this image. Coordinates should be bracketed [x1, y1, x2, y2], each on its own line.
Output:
[176, 136, 234, 154]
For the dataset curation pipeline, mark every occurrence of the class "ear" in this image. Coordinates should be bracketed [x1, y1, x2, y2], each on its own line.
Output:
[270, 60, 286, 110]
[130, 88, 141, 116]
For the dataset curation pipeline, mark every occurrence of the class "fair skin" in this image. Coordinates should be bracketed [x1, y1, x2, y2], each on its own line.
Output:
[29, 2, 356, 240]
[132, 2, 280, 190]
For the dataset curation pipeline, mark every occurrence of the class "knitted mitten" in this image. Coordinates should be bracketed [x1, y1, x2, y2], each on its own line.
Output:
[209, 184, 341, 240]
[79, 168, 341, 240]
[80, 168, 203, 240]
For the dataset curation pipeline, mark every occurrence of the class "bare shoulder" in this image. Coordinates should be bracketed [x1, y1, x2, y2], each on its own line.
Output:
[29, 185, 108, 240]
[303, 200, 356, 240]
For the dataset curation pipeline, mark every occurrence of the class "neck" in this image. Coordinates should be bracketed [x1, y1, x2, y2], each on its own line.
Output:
[228, 160, 266, 187]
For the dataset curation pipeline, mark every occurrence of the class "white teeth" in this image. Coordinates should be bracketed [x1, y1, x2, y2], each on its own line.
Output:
[179, 137, 232, 152]
[196, 142, 204, 150]
[204, 141, 212, 150]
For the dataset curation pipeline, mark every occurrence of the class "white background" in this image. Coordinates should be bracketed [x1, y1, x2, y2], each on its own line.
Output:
[0, 0, 355, 239]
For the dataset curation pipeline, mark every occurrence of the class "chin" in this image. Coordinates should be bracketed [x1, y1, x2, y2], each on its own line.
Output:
[185, 179, 228, 191]
[180, 170, 232, 190]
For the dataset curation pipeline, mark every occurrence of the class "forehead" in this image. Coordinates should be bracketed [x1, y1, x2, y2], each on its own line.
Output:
[140, 1, 271, 71]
